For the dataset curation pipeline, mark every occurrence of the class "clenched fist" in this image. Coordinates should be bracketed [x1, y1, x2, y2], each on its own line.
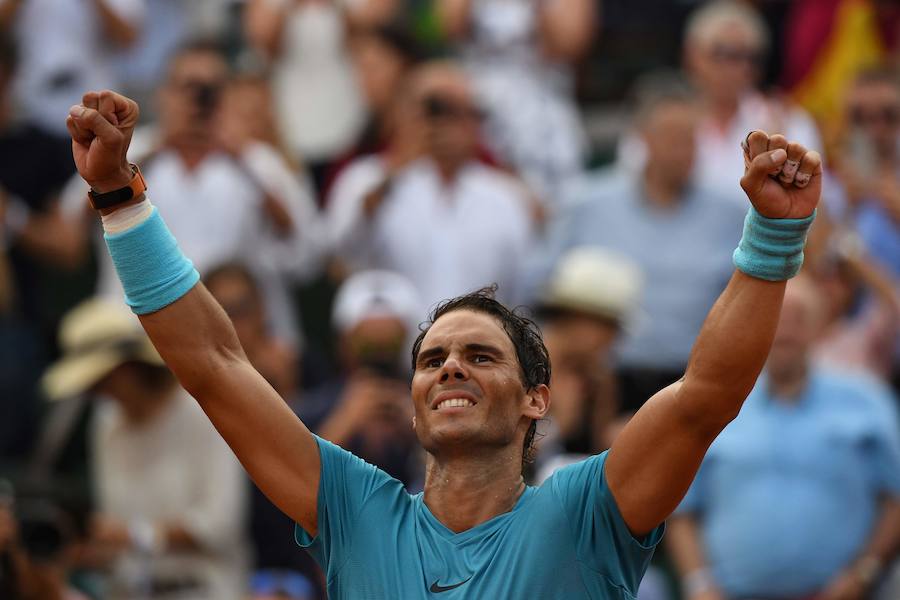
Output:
[740, 131, 822, 219]
[66, 90, 139, 194]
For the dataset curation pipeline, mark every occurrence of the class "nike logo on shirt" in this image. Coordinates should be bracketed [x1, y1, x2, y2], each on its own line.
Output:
[429, 577, 472, 593]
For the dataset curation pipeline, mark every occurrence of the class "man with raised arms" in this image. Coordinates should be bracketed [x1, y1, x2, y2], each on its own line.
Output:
[65, 90, 821, 598]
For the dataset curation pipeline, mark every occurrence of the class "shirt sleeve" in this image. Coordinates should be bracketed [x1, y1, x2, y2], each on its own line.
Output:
[325, 159, 387, 270]
[550, 452, 664, 593]
[295, 435, 395, 575]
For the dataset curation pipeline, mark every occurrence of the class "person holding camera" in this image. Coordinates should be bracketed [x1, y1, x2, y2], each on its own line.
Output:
[62, 40, 324, 348]
[304, 270, 424, 489]
[0, 483, 90, 600]
[326, 61, 536, 310]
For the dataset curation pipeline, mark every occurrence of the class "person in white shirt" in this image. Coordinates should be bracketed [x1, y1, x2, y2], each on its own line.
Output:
[42, 298, 249, 600]
[1, 0, 144, 137]
[683, 0, 822, 208]
[64, 41, 324, 345]
[244, 0, 399, 173]
[438, 0, 595, 202]
[326, 61, 535, 310]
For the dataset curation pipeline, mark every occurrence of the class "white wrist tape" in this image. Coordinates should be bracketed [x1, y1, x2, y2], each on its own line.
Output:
[100, 198, 154, 234]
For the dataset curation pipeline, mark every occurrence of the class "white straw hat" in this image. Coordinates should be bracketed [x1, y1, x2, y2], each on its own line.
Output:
[42, 298, 163, 401]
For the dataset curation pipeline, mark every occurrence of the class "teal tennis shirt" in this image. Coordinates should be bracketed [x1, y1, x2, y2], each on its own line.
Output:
[295, 436, 664, 599]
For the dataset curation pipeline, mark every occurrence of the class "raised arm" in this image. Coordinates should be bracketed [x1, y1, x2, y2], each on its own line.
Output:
[65, 90, 322, 535]
[605, 132, 822, 536]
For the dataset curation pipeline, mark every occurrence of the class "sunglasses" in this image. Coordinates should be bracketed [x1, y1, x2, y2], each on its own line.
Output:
[708, 44, 763, 66]
[422, 95, 485, 121]
[849, 105, 900, 127]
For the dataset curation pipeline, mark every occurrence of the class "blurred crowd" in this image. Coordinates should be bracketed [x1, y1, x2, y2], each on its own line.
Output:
[1, 0, 900, 599]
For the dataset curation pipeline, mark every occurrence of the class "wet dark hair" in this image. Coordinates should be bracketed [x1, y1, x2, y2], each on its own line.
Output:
[410, 286, 551, 466]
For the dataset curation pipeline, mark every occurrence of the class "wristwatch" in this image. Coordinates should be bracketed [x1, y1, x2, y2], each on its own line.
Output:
[88, 164, 147, 210]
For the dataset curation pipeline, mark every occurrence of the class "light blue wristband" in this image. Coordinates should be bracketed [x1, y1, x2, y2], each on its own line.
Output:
[732, 207, 816, 281]
[104, 208, 200, 315]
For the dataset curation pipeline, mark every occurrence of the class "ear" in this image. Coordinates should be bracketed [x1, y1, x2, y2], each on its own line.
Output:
[523, 384, 550, 420]
[412, 415, 417, 430]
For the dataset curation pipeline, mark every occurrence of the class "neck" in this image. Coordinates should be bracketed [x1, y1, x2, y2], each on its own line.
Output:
[705, 94, 739, 129]
[166, 137, 214, 170]
[642, 168, 685, 208]
[767, 363, 808, 401]
[423, 446, 526, 532]
[433, 157, 464, 185]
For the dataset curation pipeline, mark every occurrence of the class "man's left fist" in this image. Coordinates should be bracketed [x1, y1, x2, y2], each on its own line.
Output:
[66, 90, 140, 193]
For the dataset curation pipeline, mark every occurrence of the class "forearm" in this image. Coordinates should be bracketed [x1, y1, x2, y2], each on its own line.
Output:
[537, 0, 596, 61]
[666, 515, 710, 576]
[852, 496, 900, 575]
[244, 0, 286, 60]
[437, 0, 472, 39]
[679, 271, 784, 432]
[91, 0, 139, 46]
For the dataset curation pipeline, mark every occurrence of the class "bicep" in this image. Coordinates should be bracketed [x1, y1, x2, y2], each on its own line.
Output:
[605, 381, 719, 537]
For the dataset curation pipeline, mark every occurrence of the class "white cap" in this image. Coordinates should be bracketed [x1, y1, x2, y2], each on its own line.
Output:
[540, 247, 644, 326]
[332, 270, 424, 333]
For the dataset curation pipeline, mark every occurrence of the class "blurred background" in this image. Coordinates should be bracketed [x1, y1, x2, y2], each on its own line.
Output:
[1, 0, 900, 599]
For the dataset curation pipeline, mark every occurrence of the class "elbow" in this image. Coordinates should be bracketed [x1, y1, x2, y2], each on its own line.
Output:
[676, 378, 749, 437]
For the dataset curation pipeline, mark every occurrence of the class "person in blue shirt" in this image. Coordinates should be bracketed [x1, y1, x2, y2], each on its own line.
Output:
[66, 88, 823, 599]
[668, 275, 900, 600]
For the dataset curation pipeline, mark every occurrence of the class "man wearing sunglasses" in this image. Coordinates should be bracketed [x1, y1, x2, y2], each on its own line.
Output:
[326, 61, 534, 311]
[683, 0, 822, 209]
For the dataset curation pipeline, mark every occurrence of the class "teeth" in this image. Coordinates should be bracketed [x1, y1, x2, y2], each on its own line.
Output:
[436, 398, 474, 410]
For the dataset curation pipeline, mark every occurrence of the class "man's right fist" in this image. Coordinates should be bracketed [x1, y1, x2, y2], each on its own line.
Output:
[66, 90, 139, 193]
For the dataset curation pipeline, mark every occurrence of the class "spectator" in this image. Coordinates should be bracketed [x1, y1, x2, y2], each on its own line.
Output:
[304, 270, 423, 489]
[0, 31, 83, 465]
[63, 41, 324, 346]
[811, 228, 900, 381]
[0, 483, 91, 600]
[42, 299, 249, 600]
[244, 0, 396, 187]
[327, 61, 535, 309]
[533, 247, 643, 474]
[0, 31, 86, 339]
[336, 23, 422, 171]
[829, 66, 900, 278]
[682, 0, 822, 208]
[1, 0, 143, 138]
[531, 72, 745, 411]
[668, 276, 900, 600]
[205, 263, 325, 599]
[205, 263, 299, 402]
[437, 0, 595, 201]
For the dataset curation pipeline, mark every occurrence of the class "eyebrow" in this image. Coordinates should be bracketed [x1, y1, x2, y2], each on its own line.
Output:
[416, 343, 506, 365]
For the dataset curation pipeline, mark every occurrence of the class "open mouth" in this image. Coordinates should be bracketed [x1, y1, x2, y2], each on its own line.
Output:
[434, 398, 476, 410]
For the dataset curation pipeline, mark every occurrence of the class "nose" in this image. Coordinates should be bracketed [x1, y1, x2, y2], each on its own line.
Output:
[439, 355, 468, 383]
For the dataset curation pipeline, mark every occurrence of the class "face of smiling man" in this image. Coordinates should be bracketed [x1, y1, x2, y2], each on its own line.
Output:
[411, 310, 549, 459]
